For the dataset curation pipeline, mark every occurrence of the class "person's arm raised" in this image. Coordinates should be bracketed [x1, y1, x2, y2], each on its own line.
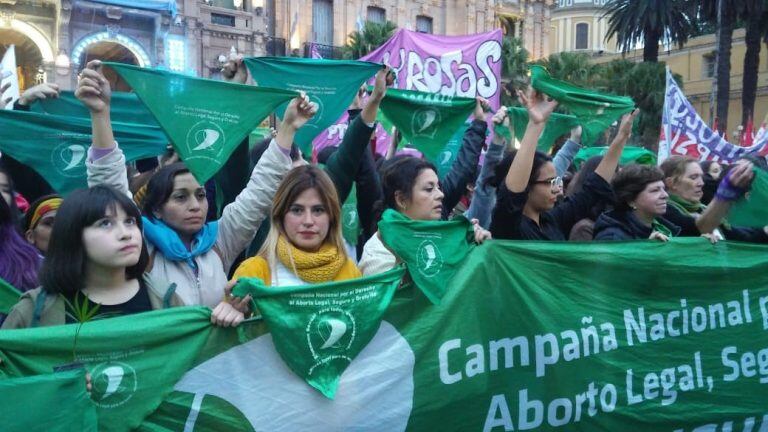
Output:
[697, 160, 755, 234]
[74, 60, 113, 150]
[594, 109, 638, 183]
[275, 91, 318, 151]
[361, 65, 394, 125]
[504, 89, 557, 193]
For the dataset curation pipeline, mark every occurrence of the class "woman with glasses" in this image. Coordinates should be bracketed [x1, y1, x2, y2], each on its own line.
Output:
[488, 88, 638, 240]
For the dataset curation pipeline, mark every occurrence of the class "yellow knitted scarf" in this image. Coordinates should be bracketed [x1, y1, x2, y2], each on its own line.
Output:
[276, 236, 346, 283]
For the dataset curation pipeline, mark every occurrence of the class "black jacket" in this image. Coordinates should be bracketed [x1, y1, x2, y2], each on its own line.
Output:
[440, 119, 487, 220]
[594, 210, 681, 241]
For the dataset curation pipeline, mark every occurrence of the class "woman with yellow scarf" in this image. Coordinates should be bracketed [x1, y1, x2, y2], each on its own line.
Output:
[232, 165, 360, 286]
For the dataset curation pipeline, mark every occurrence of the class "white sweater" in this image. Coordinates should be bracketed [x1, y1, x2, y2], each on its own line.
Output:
[358, 232, 397, 277]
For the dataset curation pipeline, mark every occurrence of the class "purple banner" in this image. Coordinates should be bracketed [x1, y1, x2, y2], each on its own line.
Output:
[313, 28, 503, 154]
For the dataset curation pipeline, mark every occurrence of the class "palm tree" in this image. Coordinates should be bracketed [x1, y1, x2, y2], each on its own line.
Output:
[342, 21, 398, 60]
[534, 52, 602, 88]
[603, 0, 697, 62]
[700, 0, 743, 133]
[740, 0, 768, 125]
[500, 36, 529, 105]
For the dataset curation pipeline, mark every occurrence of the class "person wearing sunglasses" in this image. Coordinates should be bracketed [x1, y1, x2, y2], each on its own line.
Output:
[488, 87, 638, 241]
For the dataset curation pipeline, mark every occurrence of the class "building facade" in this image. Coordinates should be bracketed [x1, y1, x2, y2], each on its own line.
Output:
[2, 0, 555, 91]
[549, 0, 615, 55]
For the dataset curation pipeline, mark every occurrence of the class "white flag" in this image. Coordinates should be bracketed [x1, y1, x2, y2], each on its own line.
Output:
[1, 46, 20, 110]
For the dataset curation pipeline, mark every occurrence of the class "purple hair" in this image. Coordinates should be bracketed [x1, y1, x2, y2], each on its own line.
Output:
[0, 196, 40, 291]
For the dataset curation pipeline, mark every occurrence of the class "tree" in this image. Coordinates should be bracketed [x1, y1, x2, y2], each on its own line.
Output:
[700, 0, 743, 133]
[603, 0, 697, 62]
[534, 52, 603, 88]
[500, 36, 529, 106]
[740, 0, 768, 125]
[342, 21, 398, 60]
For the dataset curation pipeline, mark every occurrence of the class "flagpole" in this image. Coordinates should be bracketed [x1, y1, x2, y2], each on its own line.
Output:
[708, 0, 722, 129]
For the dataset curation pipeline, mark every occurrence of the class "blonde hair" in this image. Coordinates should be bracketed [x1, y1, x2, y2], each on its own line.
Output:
[258, 165, 348, 278]
[660, 155, 699, 190]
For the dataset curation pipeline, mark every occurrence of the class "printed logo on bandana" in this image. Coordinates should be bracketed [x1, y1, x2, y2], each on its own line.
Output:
[344, 208, 358, 229]
[51, 139, 89, 178]
[306, 308, 356, 373]
[185, 120, 226, 160]
[416, 239, 443, 278]
[90, 361, 138, 408]
[304, 96, 324, 129]
[439, 150, 453, 166]
[412, 107, 441, 138]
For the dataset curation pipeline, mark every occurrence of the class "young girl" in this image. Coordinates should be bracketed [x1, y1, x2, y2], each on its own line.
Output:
[2, 186, 185, 329]
[489, 88, 637, 241]
[75, 59, 316, 308]
[233, 165, 360, 286]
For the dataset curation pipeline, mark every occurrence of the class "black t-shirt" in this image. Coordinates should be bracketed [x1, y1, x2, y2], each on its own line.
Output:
[64, 281, 153, 324]
[490, 172, 614, 241]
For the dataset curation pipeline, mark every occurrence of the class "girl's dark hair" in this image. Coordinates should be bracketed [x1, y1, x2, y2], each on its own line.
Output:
[611, 164, 665, 212]
[141, 162, 190, 221]
[487, 150, 553, 192]
[39, 186, 149, 296]
[566, 156, 603, 197]
[379, 156, 438, 211]
[0, 195, 40, 291]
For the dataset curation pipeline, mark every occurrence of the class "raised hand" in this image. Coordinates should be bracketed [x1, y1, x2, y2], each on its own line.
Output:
[18, 82, 60, 106]
[221, 52, 248, 84]
[282, 92, 318, 131]
[473, 97, 490, 120]
[616, 108, 639, 139]
[569, 125, 582, 144]
[491, 106, 509, 127]
[370, 65, 394, 102]
[517, 88, 557, 125]
[74, 60, 111, 113]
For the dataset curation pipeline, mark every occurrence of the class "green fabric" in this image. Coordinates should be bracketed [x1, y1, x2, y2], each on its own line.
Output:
[106, 62, 297, 184]
[2, 241, 768, 430]
[376, 88, 476, 161]
[497, 106, 580, 152]
[668, 194, 707, 215]
[377, 209, 474, 304]
[248, 127, 272, 148]
[435, 123, 470, 180]
[29, 90, 159, 127]
[233, 266, 405, 399]
[573, 145, 657, 170]
[729, 168, 768, 228]
[0, 369, 97, 431]
[0, 109, 167, 194]
[651, 218, 674, 237]
[0, 277, 22, 315]
[530, 65, 635, 146]
[341, 183, 360, 246]
[244, 57, 380, 157]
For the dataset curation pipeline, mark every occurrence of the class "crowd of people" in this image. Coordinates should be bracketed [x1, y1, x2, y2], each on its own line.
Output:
[0, 56, 765, 330]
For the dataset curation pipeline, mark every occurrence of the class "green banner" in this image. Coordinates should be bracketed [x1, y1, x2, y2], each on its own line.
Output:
[530, 65, 635, 146]
[0, 109, 167, 194]
[435, 123, 470, 179]
[377, 88, 477, 161]
[729, 168, 768, 228]
[496, 106, 580, 152]
[573, 145, 657, 170]
[0, 277, 21, 315]
[244, 57, 380, 157]
[1, 239, 767, 431]
[0, 368, 97, 431]
[233, 266, 404, 399]
[29, 90, 160, 127]
[106, 62, 297, 184]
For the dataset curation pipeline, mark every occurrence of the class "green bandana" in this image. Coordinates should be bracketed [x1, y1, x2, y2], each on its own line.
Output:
[30, 90, 159, 127]
[233, 266, 404, 399]
[377, 209, 474, 304]
[495, 106, 580, 152]
[435, 123, 470, 180]
[341, 184, 361, 246]
[668, 194, 707, 216]
[376, 88, 476, 161]
[244, 57, 380, 157]
[0, 369, 97, 431]
[106, 62, 297, 184]
[573, 146, 657, 169]
[0, 277, 21, 315]
[530, 65, 635, 146]
[651, 218, 674, 238]
[0, 109, 167, 194]
[728, 168, 768, 228]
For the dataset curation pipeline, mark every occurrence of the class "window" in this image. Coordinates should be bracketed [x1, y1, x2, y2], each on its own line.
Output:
[166, 36, 186, 72]
[211, 13, 235, 26]
[703, 52, 716, 79]
[209, 0, 236, 9]
[367, 6, 386, 24]
[416, 15, 433, 34]
[312, 0, 334, 45]
[575, 23, 589, 50]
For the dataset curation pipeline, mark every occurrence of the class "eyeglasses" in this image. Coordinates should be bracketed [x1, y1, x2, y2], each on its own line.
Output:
[533, 176, 563, 191]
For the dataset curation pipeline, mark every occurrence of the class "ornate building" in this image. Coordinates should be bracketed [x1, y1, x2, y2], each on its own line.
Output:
[1, 0, 555, 91]
[549, 0, 615, 55]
